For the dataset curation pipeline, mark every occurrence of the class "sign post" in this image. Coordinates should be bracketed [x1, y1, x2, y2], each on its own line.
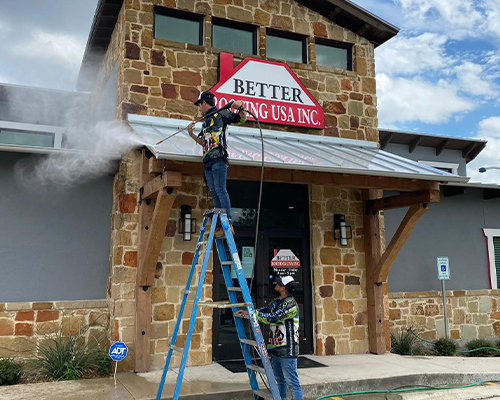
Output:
[436, 257, 450, 339]
[109, 341, 128, 385]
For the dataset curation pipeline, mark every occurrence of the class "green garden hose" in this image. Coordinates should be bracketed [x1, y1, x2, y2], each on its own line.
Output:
[315, 380, 495, 399]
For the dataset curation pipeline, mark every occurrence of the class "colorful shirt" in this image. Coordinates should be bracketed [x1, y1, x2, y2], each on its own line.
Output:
[256, 296, 300, 358]
[199, 106, 246, 163]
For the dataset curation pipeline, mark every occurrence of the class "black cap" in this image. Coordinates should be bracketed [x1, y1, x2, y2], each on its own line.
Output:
[275, 275, 296, 294]
[194, 91, 215, 106]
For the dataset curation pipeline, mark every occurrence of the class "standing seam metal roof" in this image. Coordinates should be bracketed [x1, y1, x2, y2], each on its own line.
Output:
[127, 115, 469, 184]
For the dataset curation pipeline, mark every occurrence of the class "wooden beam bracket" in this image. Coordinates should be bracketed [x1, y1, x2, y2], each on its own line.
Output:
[365, 189, 440, 214]
[374, 203, 429, 283]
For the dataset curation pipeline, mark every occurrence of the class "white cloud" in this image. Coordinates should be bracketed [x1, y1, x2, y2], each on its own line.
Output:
[454, 61, 496, 96]
[394, 0, 486, 39]
[375, 33, 451, 75]
[483, 0, 500, 37]
[467, 116, 500, 183]
[10, 29, 84, 68]
[377, 73, 475, 124]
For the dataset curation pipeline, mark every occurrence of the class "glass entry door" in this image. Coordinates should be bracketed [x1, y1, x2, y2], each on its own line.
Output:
[212, 180, 312, 361]
[212, 229, 313, 361]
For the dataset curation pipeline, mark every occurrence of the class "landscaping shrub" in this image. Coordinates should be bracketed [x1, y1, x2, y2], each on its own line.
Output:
[433, 337, 457, 356]
[0, 359, 23, 385]
[96, 347, 111, 376]
[391, 328, 423, 355]
[30, 323, 108, 380]
[464, 339, 499, 357]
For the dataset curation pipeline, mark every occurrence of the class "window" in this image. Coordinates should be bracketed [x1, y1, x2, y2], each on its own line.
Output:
[315, 39, 352, 70]
[266, 30, 306, 64]
[212, 19, 256, 55]
[483, 229, 500, 289]
[418, 161, 460, 175]
[154, 8, 203, 45]
[0, 121, 63, 149]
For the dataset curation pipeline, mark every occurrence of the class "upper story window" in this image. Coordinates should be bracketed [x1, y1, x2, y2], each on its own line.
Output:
[154, 8, 203, 45]
[0, 121, 64, 149]
[315, 39, 352, 70]
[266, 30, 306, 64]
[212, 19, 256, 55]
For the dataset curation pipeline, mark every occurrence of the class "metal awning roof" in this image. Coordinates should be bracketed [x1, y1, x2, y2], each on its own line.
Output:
[128, 115, 469, 184]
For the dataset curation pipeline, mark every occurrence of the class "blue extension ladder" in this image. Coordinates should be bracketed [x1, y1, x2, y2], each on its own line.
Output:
[156, 208, 281, 400]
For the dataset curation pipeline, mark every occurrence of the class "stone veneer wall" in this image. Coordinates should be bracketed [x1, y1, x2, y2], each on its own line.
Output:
[311, 185, 374, 355]
[92, 0, 383, 369]
[0, 300, 108, 358]
[389, 290, 500, 340]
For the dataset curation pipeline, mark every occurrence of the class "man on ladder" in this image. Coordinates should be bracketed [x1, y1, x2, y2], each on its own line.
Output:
[236, 275, 304, 400]
[187, 91, 247, 237]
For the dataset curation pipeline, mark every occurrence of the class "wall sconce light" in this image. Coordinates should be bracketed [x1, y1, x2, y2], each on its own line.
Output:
[333, 214, 352, 246]
[179, 205, 197, 241]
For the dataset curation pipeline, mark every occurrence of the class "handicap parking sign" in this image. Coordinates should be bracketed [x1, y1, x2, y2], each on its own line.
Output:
[436, 257, 450, 280]
[109, 342, 128, 361]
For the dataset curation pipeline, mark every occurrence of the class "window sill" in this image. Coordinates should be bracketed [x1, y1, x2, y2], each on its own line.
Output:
[316, 64, 355, 76]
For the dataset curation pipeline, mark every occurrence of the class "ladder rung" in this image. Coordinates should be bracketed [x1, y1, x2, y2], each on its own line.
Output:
[240, 338, 257, 347]
[170, 345, 183, 353]
[253, 389, 273, 400]
[221, 261, 233, 265]
[182, 289, 195, 295]
[191, 301, 251, 309]
[197, 241, 208, 246]
[246, 364, 266, 374]
[227, 287, 242, 292]
[234, 313, 249, 319]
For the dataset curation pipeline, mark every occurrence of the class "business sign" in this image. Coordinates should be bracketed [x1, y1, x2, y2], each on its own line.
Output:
[109, 342, 128, 362]
[271, 249, 300, 277]
[436, 257, 450, 280]
[211, 52, 324, 129]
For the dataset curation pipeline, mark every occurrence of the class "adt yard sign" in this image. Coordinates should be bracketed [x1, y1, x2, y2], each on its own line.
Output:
[437, 257, 450, 280]
[109, 342, 128, 361]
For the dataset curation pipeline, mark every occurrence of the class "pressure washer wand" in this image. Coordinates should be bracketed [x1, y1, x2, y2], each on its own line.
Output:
[154, 101, 235, 145]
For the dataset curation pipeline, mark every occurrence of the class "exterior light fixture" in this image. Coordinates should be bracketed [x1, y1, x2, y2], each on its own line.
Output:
[333, 214, 352, 246]
[179, 205, 196, 241]
[479, 159, 500, 173]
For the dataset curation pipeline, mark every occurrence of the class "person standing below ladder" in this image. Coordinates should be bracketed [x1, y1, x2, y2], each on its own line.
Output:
[187, 91, 246, 237]
[235, 276, 304, 400]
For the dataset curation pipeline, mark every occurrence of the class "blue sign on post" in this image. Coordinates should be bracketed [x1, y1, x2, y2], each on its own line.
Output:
[109, 342, 128, 362]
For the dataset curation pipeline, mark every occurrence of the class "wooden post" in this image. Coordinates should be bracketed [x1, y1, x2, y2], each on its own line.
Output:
[135, 151, 180, 372]
[362, 189, 386, 354]
[135, 151, 156, 372]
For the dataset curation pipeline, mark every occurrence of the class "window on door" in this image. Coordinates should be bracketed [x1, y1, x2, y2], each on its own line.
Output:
[483, 229, 500, 289]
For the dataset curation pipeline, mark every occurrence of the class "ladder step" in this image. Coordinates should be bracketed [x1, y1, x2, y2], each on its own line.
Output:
[182, 289, 195, 295]
[221, 261, 233, 265]
[189, 300, 251, 308]
[246, 364, 266, 374]
[170, 345, 183, 353]
[227, 287, 242, 292]
[240, 338, 257, 347]
[253, 389, 273, 400]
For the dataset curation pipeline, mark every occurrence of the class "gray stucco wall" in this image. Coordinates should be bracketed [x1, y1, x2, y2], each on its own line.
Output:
[385, 143, 467, 176]
[386, 187, 500, 292]
[0, 152, 113, 302]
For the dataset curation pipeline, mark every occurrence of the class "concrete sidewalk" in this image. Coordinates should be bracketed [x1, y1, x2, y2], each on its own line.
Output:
[1, 353, 499, 400]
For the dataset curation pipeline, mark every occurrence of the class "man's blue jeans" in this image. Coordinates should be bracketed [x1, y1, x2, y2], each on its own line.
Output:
[271, 356, 303, 400]
[203, 160, 231, 220]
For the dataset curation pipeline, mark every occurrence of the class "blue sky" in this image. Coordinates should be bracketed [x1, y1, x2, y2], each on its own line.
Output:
[0, 0, 499, 182]
[356, 0, 500, 182]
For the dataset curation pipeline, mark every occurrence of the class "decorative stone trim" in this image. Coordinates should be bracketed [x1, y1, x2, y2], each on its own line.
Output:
[389, 290, 500, 340]
[0, 300, 109, 358]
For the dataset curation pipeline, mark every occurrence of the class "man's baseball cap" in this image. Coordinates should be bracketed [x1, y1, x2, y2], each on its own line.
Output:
[275, 275, 296, 293]
[194, 91, 215, 106]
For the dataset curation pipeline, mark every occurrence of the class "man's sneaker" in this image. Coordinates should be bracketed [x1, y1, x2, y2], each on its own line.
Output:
[215, 224, 235, 238]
